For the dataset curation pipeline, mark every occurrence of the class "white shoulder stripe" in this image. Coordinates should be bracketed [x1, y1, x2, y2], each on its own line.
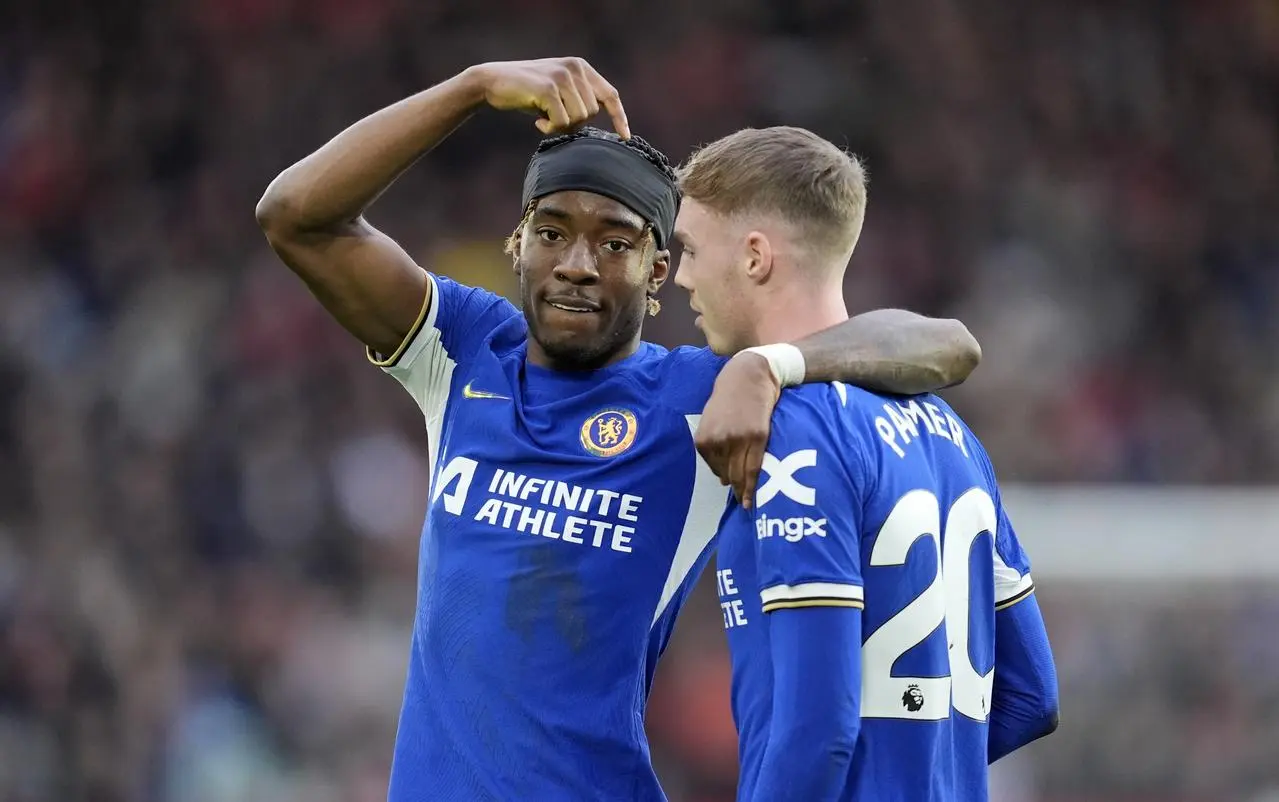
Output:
[369, 273, 454, 479]
[366, 273, 440, 369]
[993, 548, 1034, 603]
[760, 581, 865, 605]
[995, 571, 1035, 604]
[651, 415, 728, 626]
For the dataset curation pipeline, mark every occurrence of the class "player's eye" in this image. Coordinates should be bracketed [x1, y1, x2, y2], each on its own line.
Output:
[536, 228, 564, 243]
[602, 240, 632, 254]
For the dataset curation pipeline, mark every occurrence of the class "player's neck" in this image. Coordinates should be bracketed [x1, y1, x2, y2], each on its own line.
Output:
[751, 284, 848, 345]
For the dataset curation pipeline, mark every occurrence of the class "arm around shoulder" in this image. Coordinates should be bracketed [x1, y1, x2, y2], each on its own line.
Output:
[796, 309, 981, 394]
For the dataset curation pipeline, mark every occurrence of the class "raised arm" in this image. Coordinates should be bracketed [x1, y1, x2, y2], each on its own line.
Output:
[254, 58, 628, 356]
[695, 309, 981, 506]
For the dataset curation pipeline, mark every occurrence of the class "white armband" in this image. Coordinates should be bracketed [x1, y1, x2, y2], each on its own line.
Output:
[741, 343, 807, 388]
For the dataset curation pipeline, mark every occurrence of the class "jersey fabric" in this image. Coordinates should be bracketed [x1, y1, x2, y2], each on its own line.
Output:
[373, 274, 730, 802]
[716, 382, 1036, 802]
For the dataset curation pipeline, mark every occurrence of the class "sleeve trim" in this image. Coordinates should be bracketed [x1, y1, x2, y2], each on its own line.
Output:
[763, 598, 865, 613]
[366, 274, 437, 368]
[760, 581, 863, 610]
[995, 583, 1036, 611]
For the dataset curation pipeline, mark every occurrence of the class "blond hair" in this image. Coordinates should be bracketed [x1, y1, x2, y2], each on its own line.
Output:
[677, 126, 868, 262]
[504, 202, 537, 257]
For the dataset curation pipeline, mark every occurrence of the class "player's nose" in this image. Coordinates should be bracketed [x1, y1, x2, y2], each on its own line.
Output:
[673, 263, 692, 290]
[552, 239, 600, 284]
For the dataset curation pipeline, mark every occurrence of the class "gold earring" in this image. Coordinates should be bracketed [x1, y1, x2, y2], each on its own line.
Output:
[646, 296, 661, 317]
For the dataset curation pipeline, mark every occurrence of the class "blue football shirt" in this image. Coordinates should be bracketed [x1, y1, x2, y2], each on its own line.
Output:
[717, 382, 1035, 802]
[372, 274, 731, 801]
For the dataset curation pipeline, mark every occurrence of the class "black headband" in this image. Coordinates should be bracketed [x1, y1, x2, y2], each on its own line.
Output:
[521, 136, 679, 249]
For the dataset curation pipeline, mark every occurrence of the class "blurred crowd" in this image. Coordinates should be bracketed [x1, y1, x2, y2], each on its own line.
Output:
[1, 0, 1277, 800]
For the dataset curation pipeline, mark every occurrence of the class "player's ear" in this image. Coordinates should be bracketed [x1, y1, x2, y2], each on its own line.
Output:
[648, 248, 669, 294]
[744, 231, 773, 284]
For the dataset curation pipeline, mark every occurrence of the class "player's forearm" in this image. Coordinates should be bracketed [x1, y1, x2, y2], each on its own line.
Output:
[753, 607, 861, 802]
[256, 68, 487, 232]
[794, 309, 981, 394]
[989, 596, 1060, 762]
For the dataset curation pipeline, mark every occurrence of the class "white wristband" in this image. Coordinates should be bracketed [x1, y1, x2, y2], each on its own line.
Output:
[741, 343, 807, 388]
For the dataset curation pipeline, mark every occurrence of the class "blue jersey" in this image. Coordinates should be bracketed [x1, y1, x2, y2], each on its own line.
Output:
[373, 274, 730, 801]
[717, 382, 1036, 802]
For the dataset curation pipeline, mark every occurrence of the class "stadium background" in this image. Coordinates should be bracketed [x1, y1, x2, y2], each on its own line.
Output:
[2, 0, 1278, 800]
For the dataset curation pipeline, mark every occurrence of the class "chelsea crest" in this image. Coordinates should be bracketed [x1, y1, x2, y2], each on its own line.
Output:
[581, 408, 638, 458]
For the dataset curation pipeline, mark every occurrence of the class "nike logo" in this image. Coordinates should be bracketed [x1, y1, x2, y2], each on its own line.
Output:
[462, 381, 510, 401]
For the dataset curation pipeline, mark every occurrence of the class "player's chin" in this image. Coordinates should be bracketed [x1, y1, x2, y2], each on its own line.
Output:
[698, 323, 734, 356]
[706, 341, 735, 357]
[534, 318, 613, 363]
[538, 334, 613, 369]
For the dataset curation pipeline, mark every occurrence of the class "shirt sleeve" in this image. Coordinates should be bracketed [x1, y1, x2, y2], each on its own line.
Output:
[989, 594, 1060, 762]
[753, 606, 863, 802]
[367, 273, 519, 420]
[969, 436, 1036, 611]
[992, 502, 1035, 610]
[753, 387, 869, 615]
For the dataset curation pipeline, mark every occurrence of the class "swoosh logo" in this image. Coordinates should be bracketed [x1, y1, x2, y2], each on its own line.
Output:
[462, 381, 510, 401]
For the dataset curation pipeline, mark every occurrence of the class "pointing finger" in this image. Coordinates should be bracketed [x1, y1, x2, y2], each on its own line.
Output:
[580, 64, 630, 139]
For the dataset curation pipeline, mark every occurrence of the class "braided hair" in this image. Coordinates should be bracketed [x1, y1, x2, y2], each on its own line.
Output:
[533, 127, 680, 189]
[506, 127, 679, 256]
